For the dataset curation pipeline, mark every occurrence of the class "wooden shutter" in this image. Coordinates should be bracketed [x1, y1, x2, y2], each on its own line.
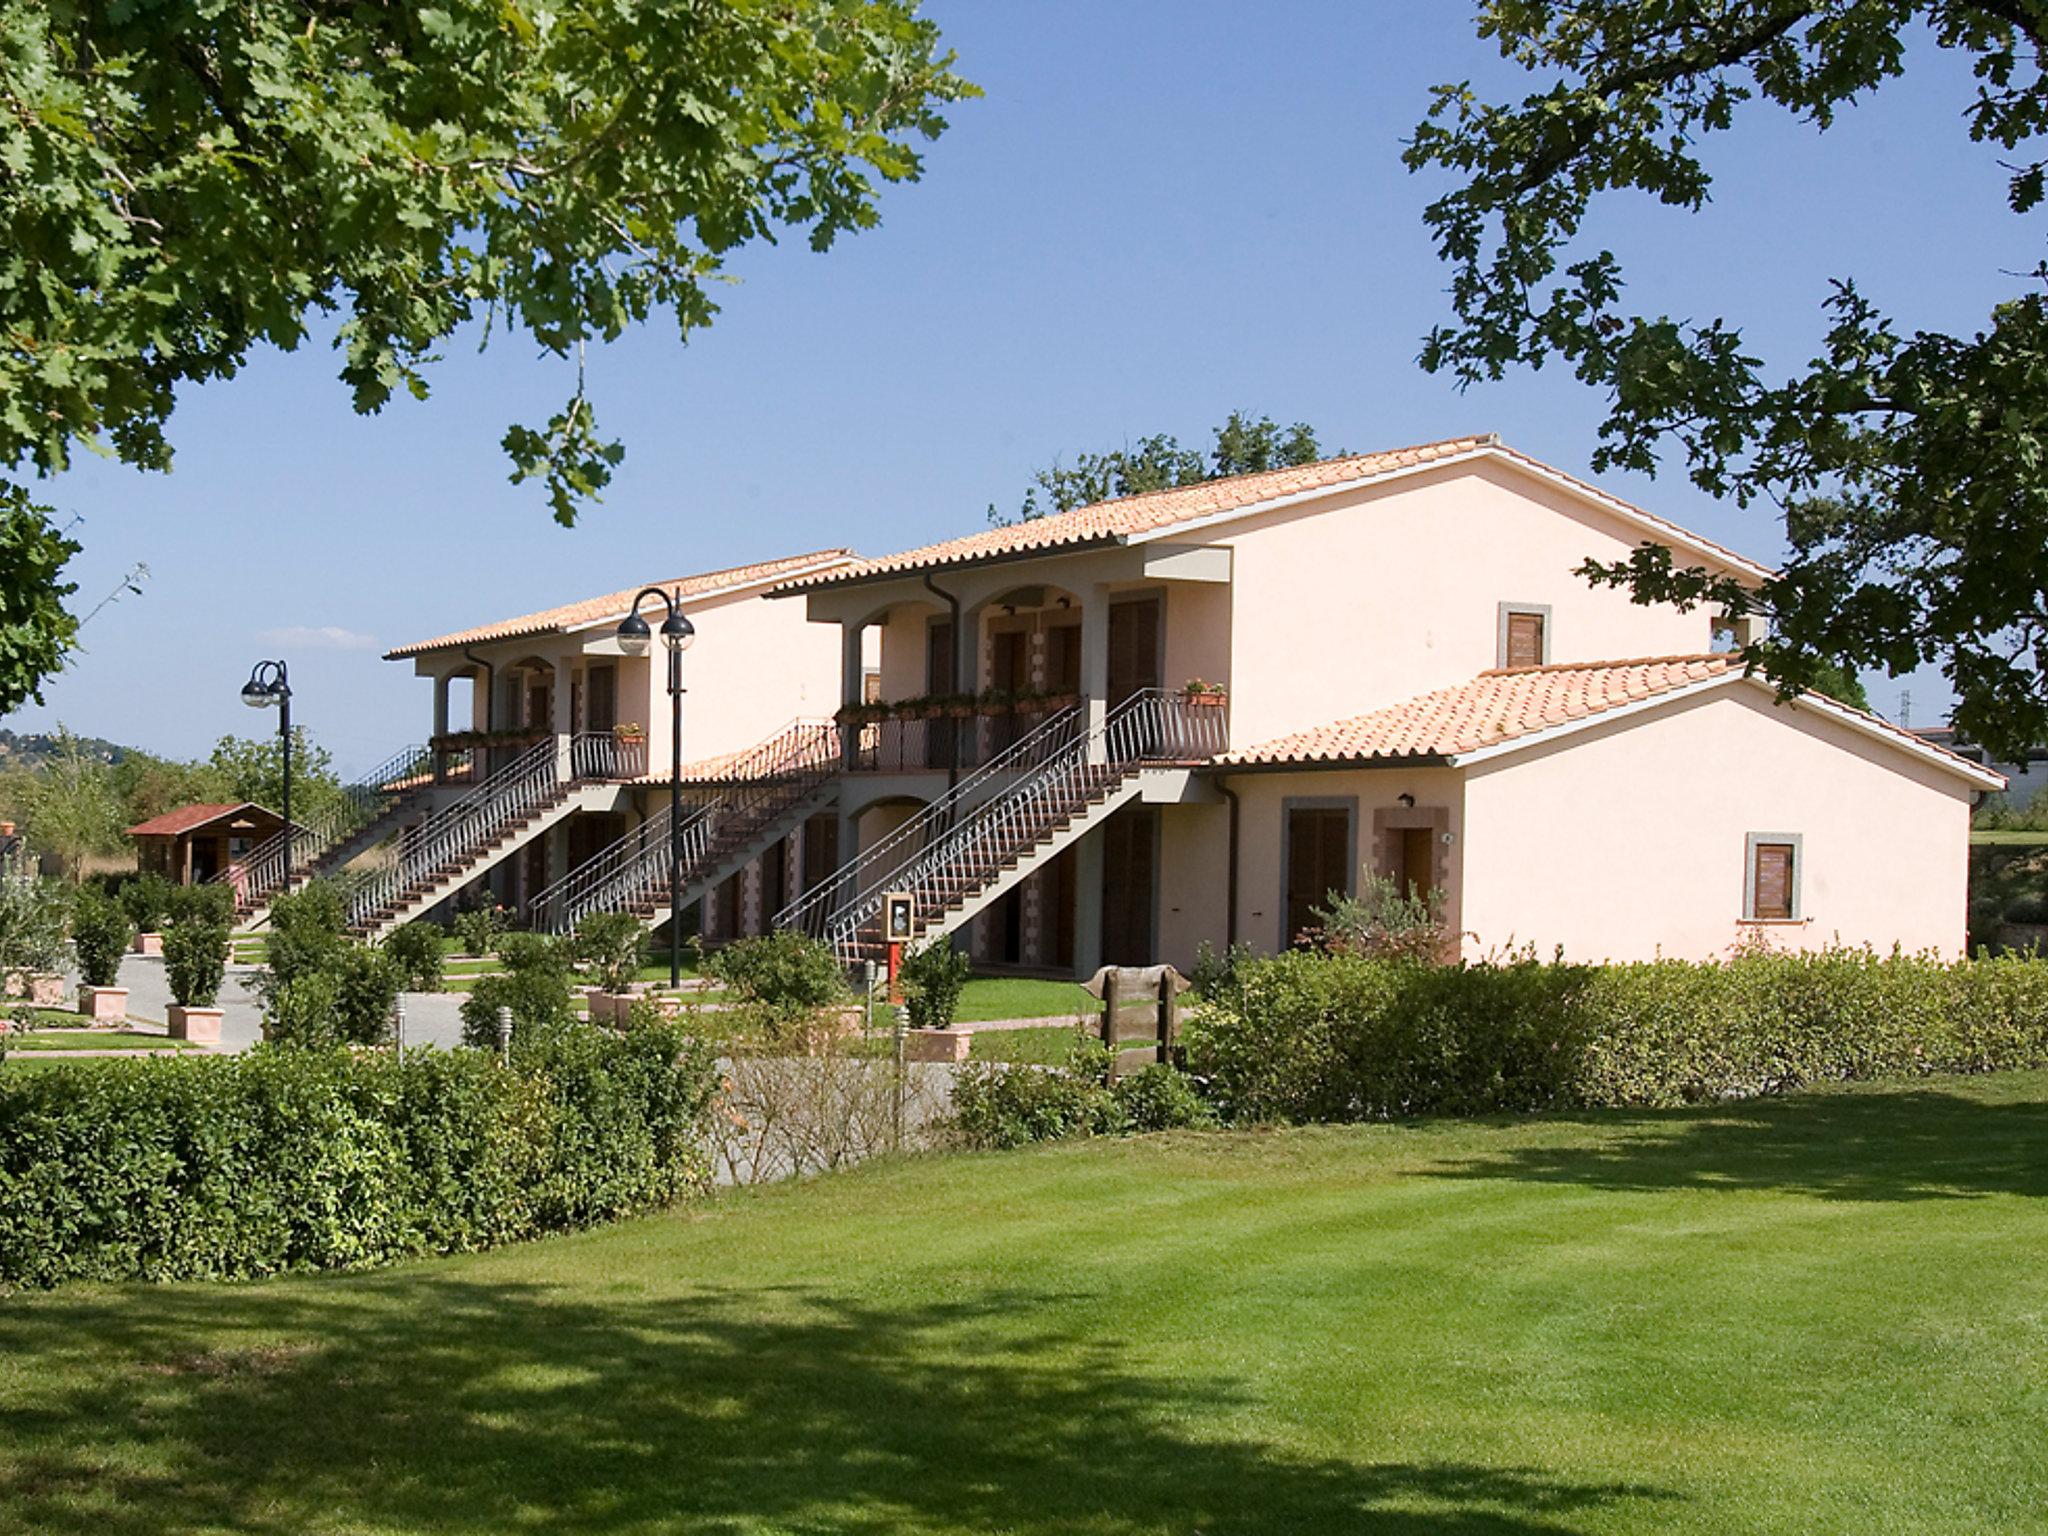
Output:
[926, 621, 955, 694]
[1286, 808, 1350, 946]
[1505, 610, 1545, 669]
[1752, 841, 1795, 920]
[991, 630, 1029, 692]
[1046, 624, 1081, 693]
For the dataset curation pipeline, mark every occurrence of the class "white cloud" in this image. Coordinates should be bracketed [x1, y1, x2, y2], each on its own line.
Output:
[256, 625, 381, 653]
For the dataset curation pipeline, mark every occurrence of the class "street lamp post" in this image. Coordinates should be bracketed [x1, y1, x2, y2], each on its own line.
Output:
[616, 590, 696, 987]
[240, 660, 294, 877]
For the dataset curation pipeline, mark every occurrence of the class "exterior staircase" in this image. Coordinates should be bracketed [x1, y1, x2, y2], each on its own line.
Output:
[346, 732, 645, 940]
[531, 721, 840, 935]
[779, 690, 1226, 968]
[216, 743, 433, 932]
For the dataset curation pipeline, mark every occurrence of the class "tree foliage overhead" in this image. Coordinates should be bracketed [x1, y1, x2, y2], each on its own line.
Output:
[1407, 1, 2048, 755]
[0, 0, 971, 704]
[992, 411, 1333, 525]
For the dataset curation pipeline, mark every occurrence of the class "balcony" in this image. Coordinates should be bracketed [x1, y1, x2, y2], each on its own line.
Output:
[430, 728, 649, 785]
[837, 694, 1079, 774]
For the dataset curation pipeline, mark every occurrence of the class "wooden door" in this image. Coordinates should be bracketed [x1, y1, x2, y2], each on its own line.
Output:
[990, 629, 1030, 753]
[1099, 808, 1157, 966]
[1106, 598, 1161, 704]
[1286, 807, 1351, 946]
[801, 813, 839, 895]
[760, 840, 789, 922]
[586, 664, 617, 731]
[1045, 623, 1082, 695]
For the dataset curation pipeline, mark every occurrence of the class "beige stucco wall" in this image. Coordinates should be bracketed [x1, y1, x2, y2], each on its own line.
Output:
[1216, 459, 1740, 749]
[1220, 766, 1468, 957]
[1156, 799, 1232, 972]
[676, 586, 844, 761]
[1459, 685, 1977, 961]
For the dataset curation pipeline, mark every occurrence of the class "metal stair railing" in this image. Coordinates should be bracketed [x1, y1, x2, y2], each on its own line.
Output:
[778, 701, 1088, 942]
[803, 690, 1227, 966]
[531, 719, 839, 933]
[215, 742, 432, 909]
[345, 731, 619, 928]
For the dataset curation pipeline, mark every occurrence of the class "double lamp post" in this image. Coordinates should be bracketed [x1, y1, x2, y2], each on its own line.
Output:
[615, 589, 695, 986]
[240, 659, 294, 875]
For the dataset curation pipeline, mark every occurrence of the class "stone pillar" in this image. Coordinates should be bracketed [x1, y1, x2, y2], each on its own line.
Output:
[431, 674, 452, 783]
[552, 655, 575, 779]
[1079, 584, 1111, 765]
[1071, 822, 1105, 979]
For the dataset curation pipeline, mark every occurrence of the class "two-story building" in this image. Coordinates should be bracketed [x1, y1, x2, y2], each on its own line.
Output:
[767, 434, 1997, 969]
[333, 434, 1994, 967]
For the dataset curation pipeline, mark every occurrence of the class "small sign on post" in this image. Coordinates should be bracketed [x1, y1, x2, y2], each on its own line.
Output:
[883, 891, 914, 1001]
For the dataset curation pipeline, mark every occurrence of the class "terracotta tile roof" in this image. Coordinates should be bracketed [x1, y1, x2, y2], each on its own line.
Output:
[1221, 656, 1741, 766]
[773, 435, 1770, 592]
[126, 802, 268, 838]
[385, 550, 858, 660]
[1221, 656, 2001, 786]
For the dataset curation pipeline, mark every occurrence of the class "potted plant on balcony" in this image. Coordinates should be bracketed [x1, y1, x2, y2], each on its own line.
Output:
[164, 912, 231, 1044]
[1182, 678, 1228, 708]
[612, 721, 646, 742]
[71, 886, 133, 1023]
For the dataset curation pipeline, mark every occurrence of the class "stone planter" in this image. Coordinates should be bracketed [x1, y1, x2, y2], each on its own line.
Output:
[166, 1005, 223, 1044]
[133, 931, 164, 957]
[77, 985, 129, 1023]
[902, 1026, 972, 1063]
[5, 971, 65, 1006]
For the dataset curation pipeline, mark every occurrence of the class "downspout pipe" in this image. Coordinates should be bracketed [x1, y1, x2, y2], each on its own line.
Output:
[1218, 778, 1240, 950]
[922, 571, 966, 796]
[461, 647, 496, 732]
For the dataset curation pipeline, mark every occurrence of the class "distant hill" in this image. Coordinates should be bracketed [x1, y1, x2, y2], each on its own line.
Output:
[0, 729, 132, 767]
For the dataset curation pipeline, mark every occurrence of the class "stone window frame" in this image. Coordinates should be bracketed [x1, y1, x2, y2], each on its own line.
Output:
[1742, 831, 1805, 922]
[1370, 804, 1452, 900]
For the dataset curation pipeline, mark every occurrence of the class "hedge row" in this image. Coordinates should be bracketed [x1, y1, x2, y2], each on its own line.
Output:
[1186, 948, 2048, 1123]
[0, 1025, 718, 1288]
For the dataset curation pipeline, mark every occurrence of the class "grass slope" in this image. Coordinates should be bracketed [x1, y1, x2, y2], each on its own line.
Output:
[4, 1075, 2047, 1534]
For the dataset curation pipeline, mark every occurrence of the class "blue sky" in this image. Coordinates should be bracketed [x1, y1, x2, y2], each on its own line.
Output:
[11, 1, 2024, 775]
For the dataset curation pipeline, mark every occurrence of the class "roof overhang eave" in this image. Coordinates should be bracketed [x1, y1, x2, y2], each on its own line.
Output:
[768, 534, 1131, 598]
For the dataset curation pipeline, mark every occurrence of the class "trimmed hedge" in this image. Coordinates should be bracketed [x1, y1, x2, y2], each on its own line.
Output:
[0, 1025, 718, 1288]
[1186, 948, 2048, 1123]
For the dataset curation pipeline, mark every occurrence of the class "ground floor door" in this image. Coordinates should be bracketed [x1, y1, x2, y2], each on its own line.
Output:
[801, 813, 839, 896]
[1100, 807, 1157, 966]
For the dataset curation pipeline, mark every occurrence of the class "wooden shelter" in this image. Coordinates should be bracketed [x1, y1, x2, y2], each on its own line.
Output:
[127, 802, 284, 886]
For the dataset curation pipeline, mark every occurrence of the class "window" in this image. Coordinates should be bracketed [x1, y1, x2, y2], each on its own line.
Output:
[1745, 834, 1802, 921]
[1498, 603, 1550, 669]
[1284, 802, 1354, 947]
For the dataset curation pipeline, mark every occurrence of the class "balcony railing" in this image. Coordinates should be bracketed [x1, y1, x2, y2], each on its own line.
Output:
[838, 704, 1073, 774]
[429, 729, 647, 784]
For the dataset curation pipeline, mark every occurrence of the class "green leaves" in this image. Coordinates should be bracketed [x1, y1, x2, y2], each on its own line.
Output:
[0, 0, 974, 677]
[1412, 2, 2048, 755]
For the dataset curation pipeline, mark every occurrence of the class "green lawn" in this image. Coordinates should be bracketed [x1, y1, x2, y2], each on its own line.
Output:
[5, 1073, 2045, 1533]
[9, 1030, 194, 1053]
[1971, 828, 2048, 845]
[953, 975, 1095, 1022]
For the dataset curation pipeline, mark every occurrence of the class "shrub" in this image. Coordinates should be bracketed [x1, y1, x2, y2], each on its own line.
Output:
[0, 1025, 719, 1287]
[901, 940, 972, 1029]
[574, 910, 647, 994]
[1185, 947, 2048, 1123]
[69, 886, 133, 989]
[0, 874, 70, 979]
[452, 903, 506, 958]
[950, 1037, 1212, 1150]
[1306, 874, 1458, 962]
[383, 921, 446, 993]
[461, 932, 578, 1048]
[265, 879, 349, 986]
[165, 881, 235, 927]
[118, 870, 174, 934]
[163, 917, 230, 1008]
[707, 930, 846, 1019]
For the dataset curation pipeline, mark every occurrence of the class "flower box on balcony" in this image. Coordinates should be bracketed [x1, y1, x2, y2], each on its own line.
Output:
[1184, 692, 1228, 708]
